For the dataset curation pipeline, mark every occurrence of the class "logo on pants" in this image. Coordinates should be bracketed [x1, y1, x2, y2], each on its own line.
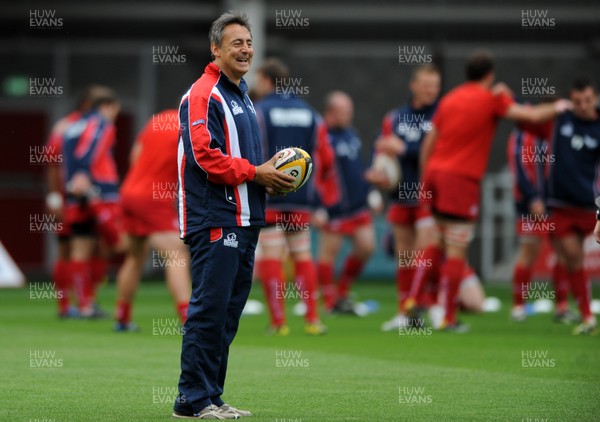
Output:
[224, 232, 239, 248]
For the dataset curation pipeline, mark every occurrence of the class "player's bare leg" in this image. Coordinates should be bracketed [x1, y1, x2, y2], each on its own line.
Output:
[114, 236, 149, 330]
[415, 218, 437, 250]
[287, 230, 326, 335]
[258, 228, 289, 334]
[551, 234, 596, 334]
[317, 230, 343, 311]
[149, 232, 192, 323]
[458, 274, 485, 313]
[352, 224, 376, 261]
[511, 236, 542, 321]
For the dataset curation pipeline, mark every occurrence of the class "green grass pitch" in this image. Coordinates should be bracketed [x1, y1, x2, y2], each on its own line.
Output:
[1, 281, 599, 421]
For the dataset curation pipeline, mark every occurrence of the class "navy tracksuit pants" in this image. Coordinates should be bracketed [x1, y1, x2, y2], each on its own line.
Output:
[174, 226, 259, 414]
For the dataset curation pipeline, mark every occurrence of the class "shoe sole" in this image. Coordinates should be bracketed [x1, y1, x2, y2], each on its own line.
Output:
[172, 411, 238, 420]
[172, 412, 198, 419]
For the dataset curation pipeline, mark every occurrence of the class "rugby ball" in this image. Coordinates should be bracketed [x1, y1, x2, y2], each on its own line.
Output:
[274, 147, 313, 192]
[372, 153, 401, 191]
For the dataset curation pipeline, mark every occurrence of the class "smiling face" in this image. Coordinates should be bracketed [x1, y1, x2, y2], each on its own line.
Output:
[211, 23, 253, 84]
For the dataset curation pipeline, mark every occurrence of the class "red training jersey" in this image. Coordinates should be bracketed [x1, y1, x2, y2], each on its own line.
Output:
[120, 109, 179, 201]
[426, 82, 514, 181]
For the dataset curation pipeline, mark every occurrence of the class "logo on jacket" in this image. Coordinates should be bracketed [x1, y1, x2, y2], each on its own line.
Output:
[231, 100, 244, 116]
[224, 232, 239, 248]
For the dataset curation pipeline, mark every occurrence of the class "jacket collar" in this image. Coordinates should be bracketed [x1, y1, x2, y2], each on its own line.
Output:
[205, 62, 248, 96]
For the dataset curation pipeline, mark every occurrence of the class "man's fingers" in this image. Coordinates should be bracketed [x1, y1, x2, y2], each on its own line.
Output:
[275, 180, 295, 191]
[256, 162, 297, 191]
[273, 170, 296, 186]
[279, 172, 296, 183]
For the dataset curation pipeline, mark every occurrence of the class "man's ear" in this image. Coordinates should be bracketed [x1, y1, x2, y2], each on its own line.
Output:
[211, 43, 220, 59]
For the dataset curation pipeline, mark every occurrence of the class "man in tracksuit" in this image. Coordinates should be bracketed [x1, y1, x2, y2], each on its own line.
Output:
[173, 12, 295, 419]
